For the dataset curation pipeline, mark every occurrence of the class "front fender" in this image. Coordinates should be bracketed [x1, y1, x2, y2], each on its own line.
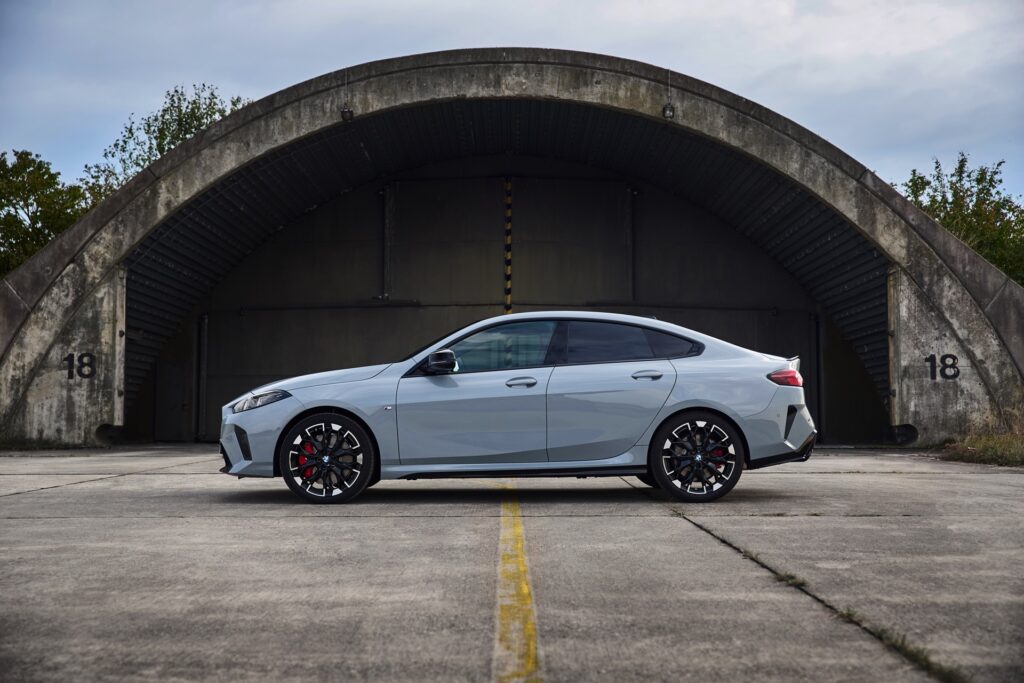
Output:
[288, 378, 400, 466]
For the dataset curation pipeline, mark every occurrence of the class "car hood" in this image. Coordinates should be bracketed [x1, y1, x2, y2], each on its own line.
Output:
[252, 363, 392, 393]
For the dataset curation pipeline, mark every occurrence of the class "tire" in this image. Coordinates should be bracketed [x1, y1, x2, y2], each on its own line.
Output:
[278, 413, 377, 504]
[648, 410, 744, 502]
[635, 472, 658, 488]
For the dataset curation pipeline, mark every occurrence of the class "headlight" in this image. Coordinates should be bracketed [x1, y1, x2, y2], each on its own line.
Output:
[232, 390, 291, 413]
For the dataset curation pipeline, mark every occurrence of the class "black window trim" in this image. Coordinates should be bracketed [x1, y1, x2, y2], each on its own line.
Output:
[403, 317, 704, 377]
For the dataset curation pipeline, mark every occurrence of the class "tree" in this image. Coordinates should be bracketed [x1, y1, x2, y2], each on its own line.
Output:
[899, 153, 1024, 285]
[80, 84, 248, 205]
[0, 150, 88, 278]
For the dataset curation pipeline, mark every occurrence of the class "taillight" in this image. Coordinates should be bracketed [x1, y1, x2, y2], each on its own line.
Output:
[768, 369, 803, 387]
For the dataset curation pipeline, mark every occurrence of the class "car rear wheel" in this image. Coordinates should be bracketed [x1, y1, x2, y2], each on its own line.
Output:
[649, 411, 744, 502]
[279, 413, 376, 504]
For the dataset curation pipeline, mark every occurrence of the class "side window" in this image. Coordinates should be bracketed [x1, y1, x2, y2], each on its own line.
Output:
[566, 322, 653, 364]
[645, 329, 696, 358]
[449, 321, 557, 373]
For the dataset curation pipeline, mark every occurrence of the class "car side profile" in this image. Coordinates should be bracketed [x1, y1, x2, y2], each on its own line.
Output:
[219, 311, 816, 503]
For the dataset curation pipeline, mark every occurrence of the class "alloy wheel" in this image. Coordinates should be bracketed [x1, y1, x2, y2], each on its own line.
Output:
[660, 419, 738, 496]
[286, 420, 364, 499]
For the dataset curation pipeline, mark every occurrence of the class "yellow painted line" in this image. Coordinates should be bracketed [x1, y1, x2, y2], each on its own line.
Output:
[493, 487, 542, 682]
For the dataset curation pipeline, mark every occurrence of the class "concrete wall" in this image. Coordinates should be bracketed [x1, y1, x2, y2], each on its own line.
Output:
[2, 267, 125, 446]
[889, 269, 1005, 444]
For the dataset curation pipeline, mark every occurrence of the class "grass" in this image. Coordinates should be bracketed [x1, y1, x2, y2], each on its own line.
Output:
[942, 432, 1024, 467]
[835, 606, 973, 683]
[774, 572, 807, 588]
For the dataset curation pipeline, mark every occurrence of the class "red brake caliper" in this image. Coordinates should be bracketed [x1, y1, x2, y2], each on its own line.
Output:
[298, 442, 315, 478]
[710, 447, 727, 472]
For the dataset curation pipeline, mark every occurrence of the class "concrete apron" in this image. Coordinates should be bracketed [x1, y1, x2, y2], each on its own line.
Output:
[0, 448, 1020, 681]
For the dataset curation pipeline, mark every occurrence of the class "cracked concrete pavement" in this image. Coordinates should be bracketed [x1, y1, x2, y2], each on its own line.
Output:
[0, 447, 1021, 681]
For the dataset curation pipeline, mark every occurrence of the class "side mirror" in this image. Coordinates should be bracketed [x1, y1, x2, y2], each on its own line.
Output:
[426, 349, 456, 374]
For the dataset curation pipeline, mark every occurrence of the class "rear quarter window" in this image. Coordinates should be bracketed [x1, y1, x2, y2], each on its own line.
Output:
[644, 329, 697, 358]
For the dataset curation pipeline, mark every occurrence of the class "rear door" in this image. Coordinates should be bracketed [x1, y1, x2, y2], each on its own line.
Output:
[546, 321, 678, 462]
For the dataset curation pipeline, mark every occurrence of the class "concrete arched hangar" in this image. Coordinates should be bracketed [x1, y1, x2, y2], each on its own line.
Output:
[2, 49, 1022, 447]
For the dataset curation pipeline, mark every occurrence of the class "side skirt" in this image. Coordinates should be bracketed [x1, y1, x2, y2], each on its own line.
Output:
[399, 465, 647, 480]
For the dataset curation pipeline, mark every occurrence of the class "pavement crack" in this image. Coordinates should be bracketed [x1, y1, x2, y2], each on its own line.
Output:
[619, 478, 974, 683]
[0, 473, 125, 498]
[0, 458, 220, 497]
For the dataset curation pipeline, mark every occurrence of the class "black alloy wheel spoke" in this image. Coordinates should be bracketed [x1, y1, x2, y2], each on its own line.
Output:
[704, 463, 724, 481]
[697, 466, 713, 491]
[706, 433, 727, 449]
[679, 467, 698, 488]
[671, 458, 695, 475]
[668, 438, 693, 452]
[299, 463, 323, 481]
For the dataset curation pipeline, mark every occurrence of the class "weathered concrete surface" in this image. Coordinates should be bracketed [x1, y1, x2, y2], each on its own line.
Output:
[0, 448, 1019, 681]
[1, 49, 1022, 447]
[2, 267, 125, 446]
[889, 268, 1007, 443]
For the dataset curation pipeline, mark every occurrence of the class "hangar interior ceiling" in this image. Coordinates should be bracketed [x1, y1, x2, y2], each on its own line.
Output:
[123, 98, 892, 443]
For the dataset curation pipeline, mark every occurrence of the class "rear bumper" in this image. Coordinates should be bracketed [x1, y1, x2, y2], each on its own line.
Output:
[748, 430, 816, 470]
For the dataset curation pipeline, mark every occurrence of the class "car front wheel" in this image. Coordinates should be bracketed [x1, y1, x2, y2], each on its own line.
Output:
[278, 413, 376, 504]
[649, 411, 744, 502]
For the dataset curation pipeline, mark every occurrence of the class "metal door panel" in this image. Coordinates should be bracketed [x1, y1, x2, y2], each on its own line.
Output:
[397, 367, 553, 464]
[547, 360, 675, 462]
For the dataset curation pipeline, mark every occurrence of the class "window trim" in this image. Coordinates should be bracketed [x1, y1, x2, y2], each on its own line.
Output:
[404, 317, 704, 377]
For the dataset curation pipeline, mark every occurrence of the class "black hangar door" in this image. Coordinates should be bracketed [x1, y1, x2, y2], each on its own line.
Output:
[190, 172, 822, 440]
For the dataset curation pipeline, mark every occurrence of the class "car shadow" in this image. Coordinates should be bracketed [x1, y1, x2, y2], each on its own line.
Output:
[213, 481, 797, 506]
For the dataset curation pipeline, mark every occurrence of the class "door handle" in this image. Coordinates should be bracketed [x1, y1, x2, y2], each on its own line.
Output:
[631, 370, 663, 380]
[506, 377, 538, 388]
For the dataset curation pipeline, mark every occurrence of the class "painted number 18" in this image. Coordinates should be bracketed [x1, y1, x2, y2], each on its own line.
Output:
[924, 353, 959, 381]
[62, 352, 96, 379]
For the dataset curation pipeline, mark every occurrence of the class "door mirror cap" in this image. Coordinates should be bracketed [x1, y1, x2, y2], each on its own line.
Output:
[426, 349, 457, 374]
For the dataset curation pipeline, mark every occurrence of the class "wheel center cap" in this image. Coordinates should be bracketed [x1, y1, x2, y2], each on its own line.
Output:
[322, 455, 329, 463]
[695, 454, 703, 462]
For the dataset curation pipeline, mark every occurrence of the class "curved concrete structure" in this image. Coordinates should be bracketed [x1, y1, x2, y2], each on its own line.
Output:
[1, 48, 1021, 446]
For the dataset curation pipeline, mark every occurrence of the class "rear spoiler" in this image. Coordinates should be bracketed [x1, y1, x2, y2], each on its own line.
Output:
[787, 356, 800, 371]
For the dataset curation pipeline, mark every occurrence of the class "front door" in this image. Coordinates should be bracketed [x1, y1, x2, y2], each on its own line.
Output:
[396, 320, 558, 464]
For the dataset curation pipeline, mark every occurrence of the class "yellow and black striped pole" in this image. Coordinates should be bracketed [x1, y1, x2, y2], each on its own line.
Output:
[503, 177, 513, 314]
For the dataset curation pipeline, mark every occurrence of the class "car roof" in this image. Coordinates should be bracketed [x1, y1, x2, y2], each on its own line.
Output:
[472, 310, 706, 340]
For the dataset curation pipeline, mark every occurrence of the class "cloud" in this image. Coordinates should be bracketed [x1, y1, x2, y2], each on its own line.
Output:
[1, 0, 1021, 193]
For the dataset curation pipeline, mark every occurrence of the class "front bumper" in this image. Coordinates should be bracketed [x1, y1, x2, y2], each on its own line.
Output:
[747, 430, 816, 470]
[220, 394, 304, 477]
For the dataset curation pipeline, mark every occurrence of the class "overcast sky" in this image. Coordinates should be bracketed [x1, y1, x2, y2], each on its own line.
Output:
[2, 0, 1022, 196]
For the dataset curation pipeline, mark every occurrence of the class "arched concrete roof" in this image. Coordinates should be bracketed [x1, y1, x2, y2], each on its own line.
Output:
[2, 48, 1022, 437]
